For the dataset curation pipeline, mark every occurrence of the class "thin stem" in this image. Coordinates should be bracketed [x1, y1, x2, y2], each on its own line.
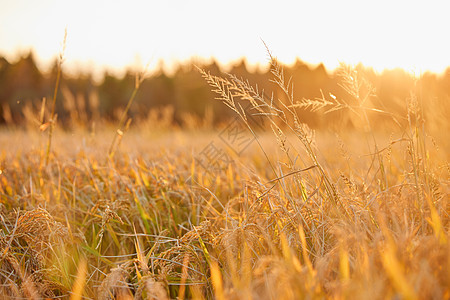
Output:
[44, 28, 67, 166]
[108, 73, 145, 158]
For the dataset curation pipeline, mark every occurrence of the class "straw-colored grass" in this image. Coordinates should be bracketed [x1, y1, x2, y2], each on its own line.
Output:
[0, 49, 448, 299]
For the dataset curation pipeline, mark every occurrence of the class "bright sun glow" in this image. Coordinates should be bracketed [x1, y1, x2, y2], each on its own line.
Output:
[0, 0, 449, 78]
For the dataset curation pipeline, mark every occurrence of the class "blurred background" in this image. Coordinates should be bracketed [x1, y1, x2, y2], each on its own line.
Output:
[0, 0, 449, 130]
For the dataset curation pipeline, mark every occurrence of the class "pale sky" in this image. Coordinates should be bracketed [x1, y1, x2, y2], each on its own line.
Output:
[0, 0, 449, 79]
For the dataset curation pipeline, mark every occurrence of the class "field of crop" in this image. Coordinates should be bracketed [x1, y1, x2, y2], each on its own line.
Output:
[0, 58, 449, 299]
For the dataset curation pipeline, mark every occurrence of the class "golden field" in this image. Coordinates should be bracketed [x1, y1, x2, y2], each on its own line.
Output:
[0, 59, 449, 299]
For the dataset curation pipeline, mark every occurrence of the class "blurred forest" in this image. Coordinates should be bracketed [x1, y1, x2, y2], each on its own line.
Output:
[0, 51, 449, 131]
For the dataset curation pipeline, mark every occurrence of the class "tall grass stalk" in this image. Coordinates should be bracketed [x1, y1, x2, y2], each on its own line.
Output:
[198, 45, 343, 215]
[108, 71, 146, 159]
[44, 28, 67, 166]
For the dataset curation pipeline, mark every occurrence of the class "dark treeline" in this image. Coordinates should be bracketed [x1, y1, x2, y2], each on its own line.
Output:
[1, 51, 449, 130]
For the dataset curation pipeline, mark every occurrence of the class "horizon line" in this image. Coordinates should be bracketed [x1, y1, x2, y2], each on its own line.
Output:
[1, 48, 449, 82]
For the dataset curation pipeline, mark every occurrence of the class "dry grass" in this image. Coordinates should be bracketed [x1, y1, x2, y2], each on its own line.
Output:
[0, 50, 449, 299]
